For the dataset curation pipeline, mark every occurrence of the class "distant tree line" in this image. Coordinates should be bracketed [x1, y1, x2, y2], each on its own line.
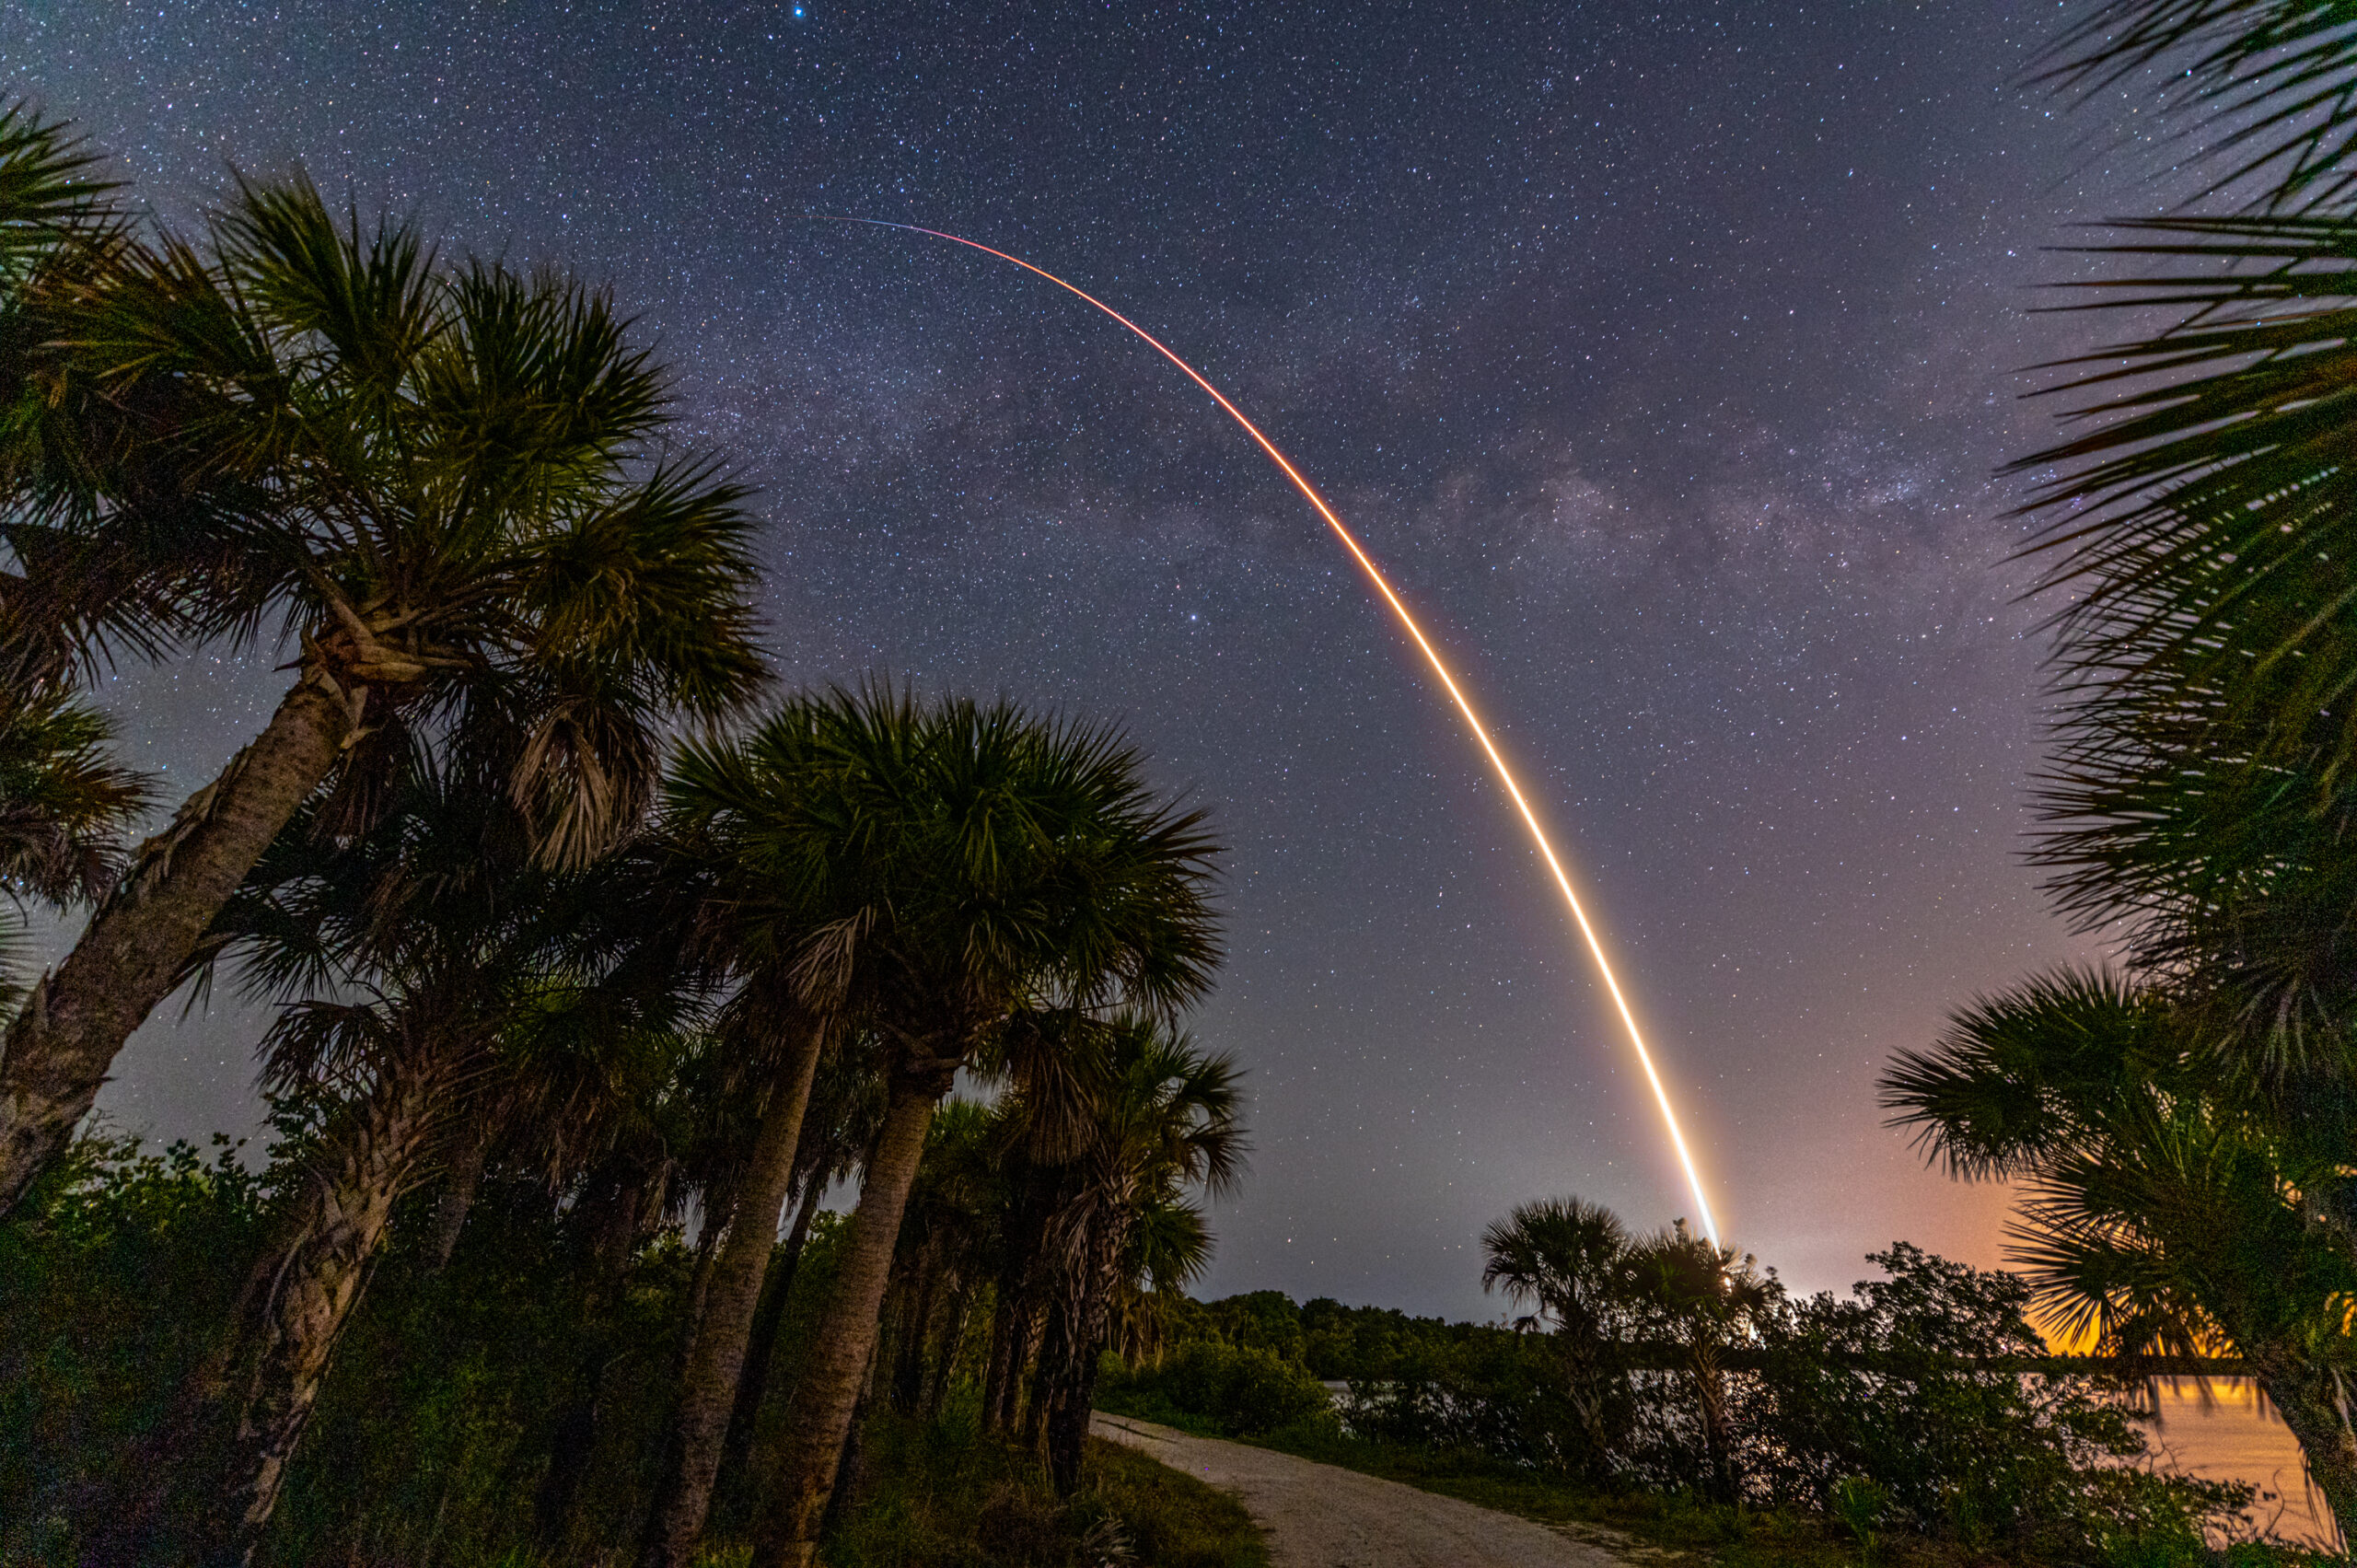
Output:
[1104, 1203, 2266, 1565]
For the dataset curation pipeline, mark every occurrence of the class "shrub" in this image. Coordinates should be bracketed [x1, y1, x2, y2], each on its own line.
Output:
[1118, 1342, 1330, 1436]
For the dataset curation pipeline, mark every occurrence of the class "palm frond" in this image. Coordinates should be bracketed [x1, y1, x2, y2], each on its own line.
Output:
[2038, 0, 2357, 212]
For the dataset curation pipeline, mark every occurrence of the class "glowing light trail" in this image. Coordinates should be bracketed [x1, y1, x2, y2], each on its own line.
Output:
[830, 217, 1721, 1247]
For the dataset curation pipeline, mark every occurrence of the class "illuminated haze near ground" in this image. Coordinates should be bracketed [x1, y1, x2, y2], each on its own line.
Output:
[6, 3, 2151, 1317]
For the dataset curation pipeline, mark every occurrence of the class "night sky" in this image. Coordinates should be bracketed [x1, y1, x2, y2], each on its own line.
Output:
[6, 2, 2149, 1318]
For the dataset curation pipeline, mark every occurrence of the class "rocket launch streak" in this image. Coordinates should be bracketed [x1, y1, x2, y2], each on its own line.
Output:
[831, 217, 1721, 1249]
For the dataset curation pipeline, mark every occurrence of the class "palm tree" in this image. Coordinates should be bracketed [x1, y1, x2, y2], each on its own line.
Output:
[1618, 1222, 1775, 1506]
[1481, 1196, 1634, 1483]
[634, 703, 916, 1568]
[718, 1028, 889, 1484]
[0, 173, 765, 1217]
[1029, 1016, 1244, 1494]
[1882, 968, 2357, 1539]
[0, 691, 148, 995]
[737, 686, 1222, 1568]
[143, 732, 689, 1561]
[0, 104, 151, 1007]
[2003, 4, 2357, 1063]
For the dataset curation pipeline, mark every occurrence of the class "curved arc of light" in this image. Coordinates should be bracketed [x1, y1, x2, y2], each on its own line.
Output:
[826, 216, 1720, 1248]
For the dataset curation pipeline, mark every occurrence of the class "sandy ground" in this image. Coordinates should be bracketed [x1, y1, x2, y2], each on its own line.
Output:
[1091, 1412, 1644, 1567]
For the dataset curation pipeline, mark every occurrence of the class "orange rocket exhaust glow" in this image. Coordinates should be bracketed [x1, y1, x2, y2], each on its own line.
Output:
[830, 217, 1722, 1248]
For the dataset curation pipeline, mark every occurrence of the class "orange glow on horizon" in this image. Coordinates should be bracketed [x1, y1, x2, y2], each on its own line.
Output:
[829, 216, 1722, 1248]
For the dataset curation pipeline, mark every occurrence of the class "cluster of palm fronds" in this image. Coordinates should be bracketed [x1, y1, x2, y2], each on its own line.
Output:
[1882, 1, 2357, 1546]
[0, 99, 1241, 1568]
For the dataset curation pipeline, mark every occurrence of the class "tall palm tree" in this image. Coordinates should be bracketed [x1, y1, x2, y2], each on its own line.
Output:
[1030, 1017, 1244, 1495]
[737, 687, 1222, 1568]
[634, 703, 917, 1568]
[0, 173, 765, 1217]
[1882, 968, 2357, 1539]
[1481, 1196, 1634, 1484]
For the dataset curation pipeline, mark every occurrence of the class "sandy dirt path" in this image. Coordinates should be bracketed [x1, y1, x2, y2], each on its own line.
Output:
[1091, 1412, 1638, 1568]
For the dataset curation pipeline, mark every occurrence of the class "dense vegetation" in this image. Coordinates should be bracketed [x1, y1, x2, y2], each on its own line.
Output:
[0, 102, 1248, 1568]
[1103, 1225, 2310, 1567]
[1, 1127, 1266, 1567]
[1877, 0, 2357, 1552]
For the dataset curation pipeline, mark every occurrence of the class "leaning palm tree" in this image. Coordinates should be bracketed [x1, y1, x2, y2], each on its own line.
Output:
[735, 686, 1222, 1568]
[0, 172, 765, 1216]
[1882, 968, 2357, 1539]
[1481, 1195, 1634, 1483]
[138, 737, 687, 1562]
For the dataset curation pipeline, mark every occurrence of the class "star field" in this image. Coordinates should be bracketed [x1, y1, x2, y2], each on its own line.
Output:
[6, 2, 2161, 1315]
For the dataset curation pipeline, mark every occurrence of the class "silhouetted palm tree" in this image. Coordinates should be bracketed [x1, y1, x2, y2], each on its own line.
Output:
[1481, 1195, 1634, 1483]
[1882, 968, 2357, 1538]
[0, 174, 765, 1216]
[738, 687, 1221, 1568]
[1619, 1222, 1775, 1506]
[635, 701, 920, 1568]
[1032, 1017, 1244, 1494]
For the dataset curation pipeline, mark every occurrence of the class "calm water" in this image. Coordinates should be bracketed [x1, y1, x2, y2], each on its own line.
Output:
[2144, 1378, 2338, 1551]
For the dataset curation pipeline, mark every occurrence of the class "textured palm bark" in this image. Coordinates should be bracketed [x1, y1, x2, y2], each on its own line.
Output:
[1045, 1214, 1127, 1495]
[2249, 1344, 2357, 1543]
[719, 1176, 827, 1480]
[422, 1116, 492, 1272]
[748, 1063, 949, 1568]
[0, 672, 354, 1217]
[219, 1046, 447, 1561]
[638, 1022, 826, 1568]
[889, 1264, 938, 1415]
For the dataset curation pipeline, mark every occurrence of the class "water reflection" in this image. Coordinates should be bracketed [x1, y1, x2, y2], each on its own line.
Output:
[2143, 1378, 2338, 1552]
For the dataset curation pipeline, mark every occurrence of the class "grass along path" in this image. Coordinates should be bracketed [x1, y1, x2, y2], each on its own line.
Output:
[1091, 1412, 1638, 1568]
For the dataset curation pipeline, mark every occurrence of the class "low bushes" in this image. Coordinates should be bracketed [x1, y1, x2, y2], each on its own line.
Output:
[1101, 1341, 1330, 1436]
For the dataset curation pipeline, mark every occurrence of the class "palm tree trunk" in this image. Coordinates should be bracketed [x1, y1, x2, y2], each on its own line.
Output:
[890, 1262, 937, 1415]
[637, 1020, 826, 1568]
[0, 671, 354, 1217]
[981, 1167, 1051, 1434]
[1689, 1344, 1736, 1507]
[215, 1042, 447, 1561]
[422, 1115, 492, 1272]
[2249, 1345, 2357, 1545]
[1045, 1216, 1125, 1496]
[747, 1063, 949, 1568]
[981, 1290, 1024, 1433]
[923, 1286, 973, 1422]
[719, 1175, 827, 1480]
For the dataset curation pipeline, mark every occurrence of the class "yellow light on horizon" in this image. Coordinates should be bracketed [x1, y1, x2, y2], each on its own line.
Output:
[830, 217, 1723, 1248]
